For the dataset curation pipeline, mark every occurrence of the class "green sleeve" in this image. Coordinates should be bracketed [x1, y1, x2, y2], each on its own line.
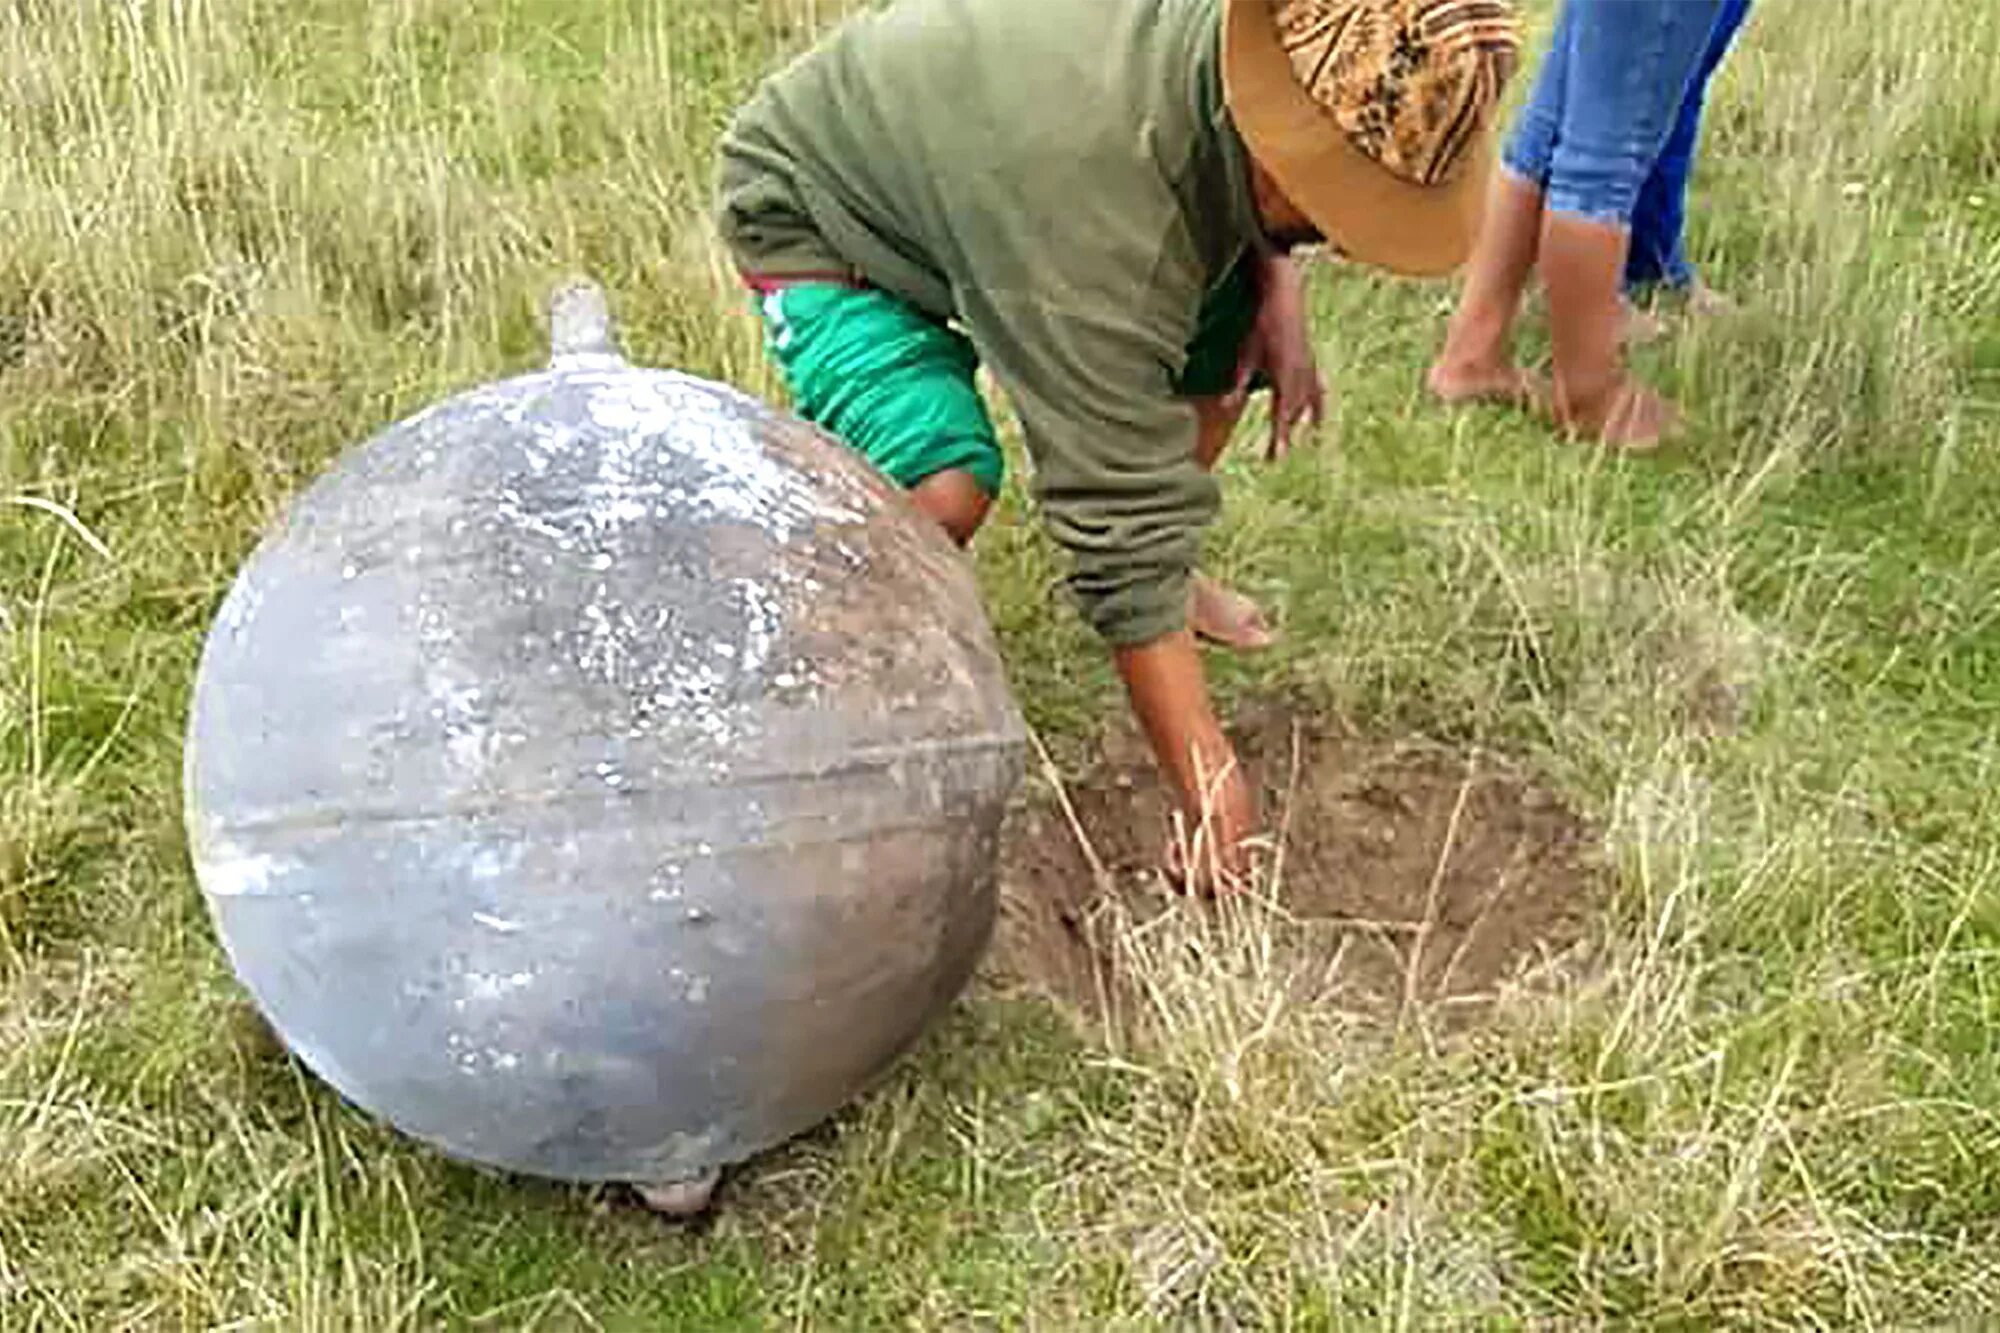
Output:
[961, 289, 1218, 648]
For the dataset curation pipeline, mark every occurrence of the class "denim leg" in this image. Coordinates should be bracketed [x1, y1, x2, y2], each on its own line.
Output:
[1540, 0, 1733, 226]
[1500, 1, 1574, 189]
[1627, 0, 1754, 289]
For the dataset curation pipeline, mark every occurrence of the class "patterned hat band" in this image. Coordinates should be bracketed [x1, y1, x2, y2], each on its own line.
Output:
[1274, 0, 1521, 188]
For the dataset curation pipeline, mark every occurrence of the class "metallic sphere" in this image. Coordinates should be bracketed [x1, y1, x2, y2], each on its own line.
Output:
[185, 283, 1025, 1186]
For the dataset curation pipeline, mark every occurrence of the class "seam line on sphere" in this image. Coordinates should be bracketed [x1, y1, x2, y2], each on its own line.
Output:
[192, 734, 1027, 840]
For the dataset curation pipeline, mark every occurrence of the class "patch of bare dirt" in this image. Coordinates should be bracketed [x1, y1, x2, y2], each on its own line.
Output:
[989, 704, 1604, 1022]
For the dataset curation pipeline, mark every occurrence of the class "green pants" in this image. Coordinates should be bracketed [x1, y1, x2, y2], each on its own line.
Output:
[753, 258, 1261, 497]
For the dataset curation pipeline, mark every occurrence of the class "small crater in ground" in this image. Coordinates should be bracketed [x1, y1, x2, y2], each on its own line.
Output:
[989, 705, 1604, 1022]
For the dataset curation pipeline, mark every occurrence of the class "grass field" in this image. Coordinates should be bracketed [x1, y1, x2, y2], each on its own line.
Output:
[6, 0, 2000, 1326]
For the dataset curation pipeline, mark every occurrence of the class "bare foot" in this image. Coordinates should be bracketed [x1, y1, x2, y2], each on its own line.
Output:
[1425, 360, 1547, 410]
[635, 1170, 721, 1219]
[1188, 572, 1276, 651]
[1555, 376, 1680, 451]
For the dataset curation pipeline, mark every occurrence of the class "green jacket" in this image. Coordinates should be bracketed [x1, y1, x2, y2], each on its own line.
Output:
[716, 0, 1266, 647]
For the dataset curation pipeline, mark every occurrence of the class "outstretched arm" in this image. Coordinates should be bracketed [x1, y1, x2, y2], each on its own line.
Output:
[1114, 630, 1258, 891]
[953, 288, 1260, 884]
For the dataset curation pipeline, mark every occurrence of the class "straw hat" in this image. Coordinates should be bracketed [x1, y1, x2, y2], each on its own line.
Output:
[1224, 0, 1522, 275]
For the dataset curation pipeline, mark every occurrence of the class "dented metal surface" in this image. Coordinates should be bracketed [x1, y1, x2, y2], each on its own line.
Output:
[184, 283, 1026, 1184]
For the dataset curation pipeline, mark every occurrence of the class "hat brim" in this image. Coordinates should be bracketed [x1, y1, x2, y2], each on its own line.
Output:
[1223, 0, 1494, 277]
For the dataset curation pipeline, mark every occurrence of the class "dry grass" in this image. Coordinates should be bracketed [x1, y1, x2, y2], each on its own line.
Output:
[5, 0, 2000, 1325]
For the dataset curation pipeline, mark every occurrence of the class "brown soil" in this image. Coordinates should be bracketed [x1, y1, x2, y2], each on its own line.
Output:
[989, 705, 1604, 1022]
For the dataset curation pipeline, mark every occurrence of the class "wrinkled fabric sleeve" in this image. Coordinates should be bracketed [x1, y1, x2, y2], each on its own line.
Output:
[960, 289, 1217, 648]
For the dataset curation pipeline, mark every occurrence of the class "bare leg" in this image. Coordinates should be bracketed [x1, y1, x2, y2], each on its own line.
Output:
[1540, 213, 1676, 448]
[1428, 172, 1549, 408]
[1186, 396, 1275, 651]
[909, 468, 992, 547]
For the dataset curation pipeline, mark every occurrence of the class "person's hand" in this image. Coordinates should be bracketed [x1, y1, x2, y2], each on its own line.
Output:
[1223, 254, 1326, 461]
[1161, 761, 1271, 896]
[1113, 630, 1269, 894]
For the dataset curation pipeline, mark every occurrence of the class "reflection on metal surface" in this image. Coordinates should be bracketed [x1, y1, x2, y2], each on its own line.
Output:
[185, 282, 1026, 1184]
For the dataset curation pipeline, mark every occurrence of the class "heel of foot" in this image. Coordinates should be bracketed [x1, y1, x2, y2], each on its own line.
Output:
[1559, 380, 1677, 451]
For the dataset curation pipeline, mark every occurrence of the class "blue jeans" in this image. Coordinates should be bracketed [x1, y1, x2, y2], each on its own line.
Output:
[1626, 0, 1753, 290]
[1503, 0, 1733, 228]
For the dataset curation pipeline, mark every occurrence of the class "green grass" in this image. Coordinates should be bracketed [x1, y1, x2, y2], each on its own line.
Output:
[6, 0, 2000, 1325]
